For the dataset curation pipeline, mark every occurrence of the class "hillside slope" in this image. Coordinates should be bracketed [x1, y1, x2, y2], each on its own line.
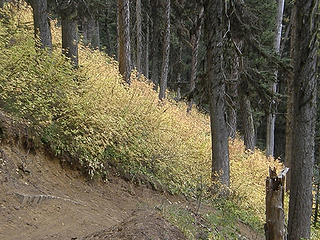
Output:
[0, 5, 281, 239]
[0, 113, 263, 240]
[0, 141, 187, 240]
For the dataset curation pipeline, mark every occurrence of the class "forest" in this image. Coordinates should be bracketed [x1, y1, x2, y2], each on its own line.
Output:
[0, 0, 319, 239]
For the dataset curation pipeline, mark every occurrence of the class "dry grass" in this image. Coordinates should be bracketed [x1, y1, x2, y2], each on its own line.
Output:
[4, 4, 317, 237]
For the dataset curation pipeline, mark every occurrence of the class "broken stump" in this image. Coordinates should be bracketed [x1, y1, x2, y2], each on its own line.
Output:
[264, 167, 288, 240]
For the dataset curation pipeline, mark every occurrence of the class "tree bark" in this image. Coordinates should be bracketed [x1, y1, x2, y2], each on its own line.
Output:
[239, 78, 255, 152]
[118, 0, 132, 84]
[144, 1, 150, 79]
[314, 182, 320, 227]
[285, 7, 296, 191]
[104, 5, 112, 54]
[176, 44, 182, 101]
[29, 0, 52, 51]
[58, 0, 78, 67]
[86, 17, 100, 49]
[159, 0, 171, 100]
[226, 53, 239, 140]
[136, 0, 142, 74]
[150, 0, 160, 89]
[187, 6, 204, 113]
[265, 167, 287, 240]
[266, 0, 285, 157]
[61, 14, 78, 67]
[204, 0, 230, 187]
[287, 0, 319, 239]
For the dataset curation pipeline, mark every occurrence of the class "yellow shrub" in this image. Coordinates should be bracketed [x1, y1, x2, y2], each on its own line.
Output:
[0, 3, 297, 232]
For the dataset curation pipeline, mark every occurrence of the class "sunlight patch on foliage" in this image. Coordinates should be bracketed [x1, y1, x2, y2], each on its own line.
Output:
[2, 5, 320, 238]
[229, 139, 283, 222]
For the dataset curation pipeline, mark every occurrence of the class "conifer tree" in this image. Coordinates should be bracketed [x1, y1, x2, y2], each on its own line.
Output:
[28, 0, 52, 50]
[287, 0, 319, 238]
[266, 0, 285, 157]
[118, 0, 132, 84]
[150, 0, 160, 89]
[204, 0, 230, 187]
[159, 0, 171, 100]
[135, 0, 142, 74]
[57, 0, 79, 67]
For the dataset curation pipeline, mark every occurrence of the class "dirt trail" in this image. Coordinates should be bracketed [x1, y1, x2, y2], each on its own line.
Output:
[0, 144, 185, 240]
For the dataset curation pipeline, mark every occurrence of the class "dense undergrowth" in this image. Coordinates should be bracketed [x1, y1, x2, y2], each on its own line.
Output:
[1, 4, 319, 239]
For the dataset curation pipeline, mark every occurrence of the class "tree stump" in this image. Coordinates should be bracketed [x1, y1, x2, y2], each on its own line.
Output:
[265, 167, 288, 240]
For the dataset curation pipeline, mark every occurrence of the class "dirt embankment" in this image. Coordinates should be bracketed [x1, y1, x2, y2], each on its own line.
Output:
[0, 112, 263, 240]
[0, 142, 187, 240]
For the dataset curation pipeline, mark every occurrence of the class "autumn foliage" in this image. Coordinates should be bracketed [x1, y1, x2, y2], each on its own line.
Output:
[0, 4, 284, 229]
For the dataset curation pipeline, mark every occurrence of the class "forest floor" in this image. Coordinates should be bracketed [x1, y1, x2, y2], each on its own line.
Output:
[0, 142, 263, 240]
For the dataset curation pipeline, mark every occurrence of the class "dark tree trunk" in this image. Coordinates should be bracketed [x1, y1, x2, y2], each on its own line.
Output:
[150, 0, 160, 89]
[86, 17, 100, 49]
[144, 1, 150, 79]
[204, 0, 230, 187]
[118, 0, 132, 84]
[104, 6, 112, 54]
[285, 70, 294, 190]
[314, 182, 320, 227]
[187, 6, 204, 113]
[29, 0, 52, 50]
[62, 15, 78, 67]
[226, 53, 239, 140]
[287, 0, 319, 239]
[59, 0, 78, 67]
[136, 0, 142, 74]
[239, 79, 255, 152]
[226, 96, 237, 140]
[176, 44, 182, 101]
[285, 7, 296, 191]
[159, 0, 171, 100]
[81, 18, 88, 43]
[81, 16, 100, 49]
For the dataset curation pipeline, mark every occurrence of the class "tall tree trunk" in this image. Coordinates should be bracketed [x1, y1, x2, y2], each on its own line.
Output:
[86, 17, 100, 49]
[287, 0, 319, 239]
[266, 0, 285, 157]
[176, 44, 182, 101]
[61, 15, 78, 67]
[81, 17, 88, 43]
[29, 0, 52, 50]
[136, 0, 142, 74]
[104, 4, 112, 55]
[150, 0, 160, 89]
[285, 7, 296, 191]
[144, 3, 150, 79]
[226, 49, 239, 140]
[239, 79, 255, 152]
[118, 0, 132, 84]
[204, 0, 230, 187]
[187, 6, 204, 113]
[159, 0, 170, 100]
[314, 182, 320, 227]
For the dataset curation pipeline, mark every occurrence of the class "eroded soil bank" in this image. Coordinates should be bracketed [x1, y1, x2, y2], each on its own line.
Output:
[0, 143, 185, 240]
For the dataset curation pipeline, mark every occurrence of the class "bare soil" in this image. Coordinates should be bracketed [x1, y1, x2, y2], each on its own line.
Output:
[0, 111, 263, 240]
[0, 143, 185, 240]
